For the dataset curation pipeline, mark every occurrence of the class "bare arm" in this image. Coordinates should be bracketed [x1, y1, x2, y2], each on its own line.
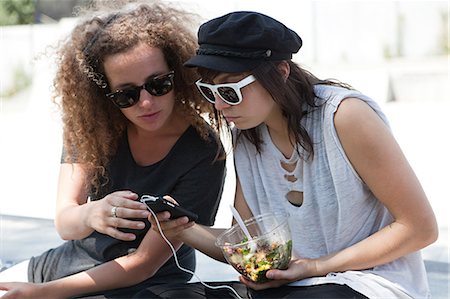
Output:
[55, 163, 149, 241]
[314, 98, 438, 273]
[150, 177, 254, 263]
[233, 178, 254, 223]
[0, 228, 181, 299]
[175, 223, 226, 262]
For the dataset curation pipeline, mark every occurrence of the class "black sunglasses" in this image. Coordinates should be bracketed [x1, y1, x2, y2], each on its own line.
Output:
[106, 71, 175, 108]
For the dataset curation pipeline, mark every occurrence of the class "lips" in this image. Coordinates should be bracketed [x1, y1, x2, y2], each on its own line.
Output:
[224, 115, 238, 122]
[139, 111, 160, 120]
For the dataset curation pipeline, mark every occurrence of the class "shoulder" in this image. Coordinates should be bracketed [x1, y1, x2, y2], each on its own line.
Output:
[334, 97, 384, 131]
[175, 124, 224, 161]
[313, 84, 358, 103]
[333, 97, 393, 163]
[179, 124, 214, 146]
[335, 96, 372, 117]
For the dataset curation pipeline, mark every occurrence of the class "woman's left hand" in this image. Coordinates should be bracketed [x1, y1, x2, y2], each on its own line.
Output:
[0, 282, 58, 299]
[239, 258, 316, 291]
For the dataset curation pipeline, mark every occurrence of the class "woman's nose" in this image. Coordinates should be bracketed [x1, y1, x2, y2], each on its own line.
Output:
[138, 89, 154, 107]
[214, 94, 230, 111]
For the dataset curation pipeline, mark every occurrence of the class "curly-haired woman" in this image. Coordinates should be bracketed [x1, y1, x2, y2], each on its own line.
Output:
[0, 1, 225, 298]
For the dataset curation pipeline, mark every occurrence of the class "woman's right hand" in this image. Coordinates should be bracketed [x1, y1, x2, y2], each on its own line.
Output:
[149, 196, 227, 262]
[86, 191, 150, 241]
[148, 197, 195, 240]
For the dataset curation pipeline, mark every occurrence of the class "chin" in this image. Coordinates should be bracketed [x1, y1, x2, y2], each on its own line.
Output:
[231, 121, 259, 130]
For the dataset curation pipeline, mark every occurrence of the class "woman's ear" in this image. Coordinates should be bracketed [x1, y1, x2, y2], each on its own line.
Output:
[277, 60, 290, 82]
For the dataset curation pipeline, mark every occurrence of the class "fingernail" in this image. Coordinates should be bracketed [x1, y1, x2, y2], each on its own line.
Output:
[137, 223, 145, 228]
[179, 217, 189, 224]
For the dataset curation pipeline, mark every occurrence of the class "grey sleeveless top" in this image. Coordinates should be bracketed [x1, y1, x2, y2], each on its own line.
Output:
[234, 85, 429, 298]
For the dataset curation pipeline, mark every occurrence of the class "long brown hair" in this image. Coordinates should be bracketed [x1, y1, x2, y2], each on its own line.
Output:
[198, 60, 352, 160]
[53, 1, 216, 194]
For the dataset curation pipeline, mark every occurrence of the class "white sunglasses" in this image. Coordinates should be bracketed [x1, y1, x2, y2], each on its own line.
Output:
[195, 75, 256, 105]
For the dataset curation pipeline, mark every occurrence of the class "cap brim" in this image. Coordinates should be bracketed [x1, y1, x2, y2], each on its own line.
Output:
[184, 54, 261, 73]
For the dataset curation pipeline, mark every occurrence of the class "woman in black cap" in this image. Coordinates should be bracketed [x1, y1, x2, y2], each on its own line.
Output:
[148, 11, 437, 299]
[0, 1, 226, 298]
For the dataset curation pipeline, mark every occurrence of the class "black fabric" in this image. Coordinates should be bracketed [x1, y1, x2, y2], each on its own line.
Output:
[132, 282, 368, 299]
[184, 11, 302, 72]
[132, 282, 249, 299]
[28, 125, 226, 296]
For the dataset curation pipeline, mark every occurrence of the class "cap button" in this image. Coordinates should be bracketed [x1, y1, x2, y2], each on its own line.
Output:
[265, 49, 272, 57]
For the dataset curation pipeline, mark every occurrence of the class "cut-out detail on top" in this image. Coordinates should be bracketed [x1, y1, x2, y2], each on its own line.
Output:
[280, 160, 298, 173]
[286, 190, 303, 207]
[284, 174, 298, 182]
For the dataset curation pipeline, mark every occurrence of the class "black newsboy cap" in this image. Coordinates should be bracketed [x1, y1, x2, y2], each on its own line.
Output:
[184, 11, 302, 72]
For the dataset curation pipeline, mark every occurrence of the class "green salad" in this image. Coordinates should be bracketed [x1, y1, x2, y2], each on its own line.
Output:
[223, 238, 292, 283]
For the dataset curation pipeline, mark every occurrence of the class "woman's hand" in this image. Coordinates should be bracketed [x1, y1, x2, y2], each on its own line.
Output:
[0, 282, 57, 299]
[86, 191, 150, 241]
[147, 196, 195, 240]
[149, 213, 194, 240]
[239, 258, 317, 291]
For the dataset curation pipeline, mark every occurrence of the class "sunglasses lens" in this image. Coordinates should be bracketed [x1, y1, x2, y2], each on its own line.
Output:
[107, 72, 174, 108]
[111, 91, 139, 108]
[198, 86, 216, 103]
[146, 75, 174, 96]
[217, 87, 240, 104]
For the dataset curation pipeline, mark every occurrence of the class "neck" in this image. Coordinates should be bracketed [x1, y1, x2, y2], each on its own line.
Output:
[265, 110, 295, 159]
[130, 110, 189, 141]
[127, 111, 190, 166]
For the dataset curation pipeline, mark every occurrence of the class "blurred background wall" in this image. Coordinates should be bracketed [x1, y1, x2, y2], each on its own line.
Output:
[1, 0, 448, 104]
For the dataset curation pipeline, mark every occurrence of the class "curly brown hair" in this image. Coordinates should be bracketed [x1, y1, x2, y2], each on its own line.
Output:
[53, 0, 217, 194]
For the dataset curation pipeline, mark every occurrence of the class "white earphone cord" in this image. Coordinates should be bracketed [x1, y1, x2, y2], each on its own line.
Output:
[148, 209, 244, 299]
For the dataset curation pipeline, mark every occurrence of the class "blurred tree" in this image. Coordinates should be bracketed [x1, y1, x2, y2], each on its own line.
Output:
[0, 0, 35, 26]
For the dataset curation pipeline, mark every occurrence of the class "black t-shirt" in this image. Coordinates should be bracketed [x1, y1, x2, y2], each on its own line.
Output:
[28, 125, 226, 297]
